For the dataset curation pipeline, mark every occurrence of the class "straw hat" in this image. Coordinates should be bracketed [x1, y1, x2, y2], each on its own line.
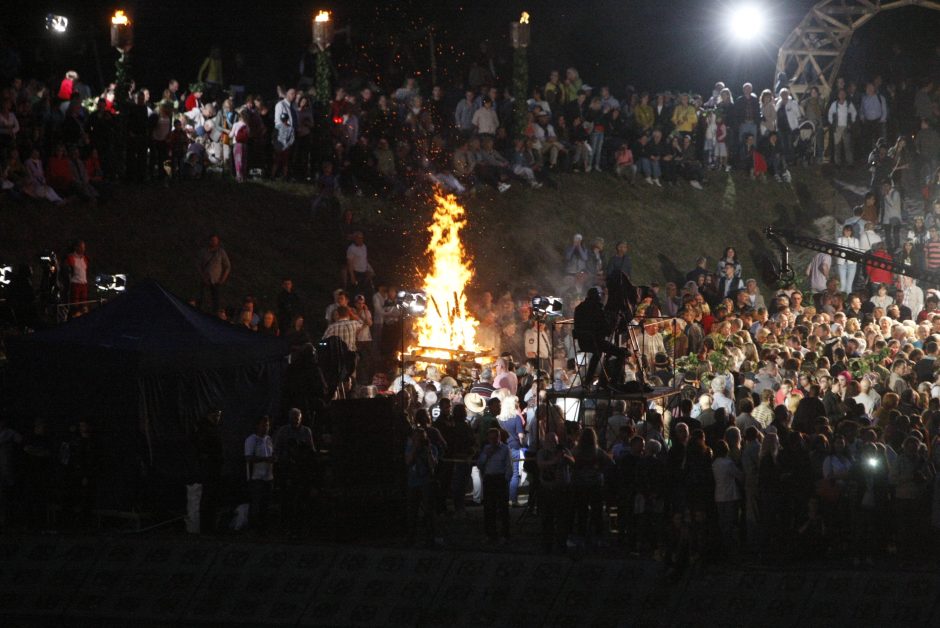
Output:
[463, 392, 485, 414]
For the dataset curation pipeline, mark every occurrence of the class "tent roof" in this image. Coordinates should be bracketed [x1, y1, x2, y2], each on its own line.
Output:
[16, 279, 288, 371]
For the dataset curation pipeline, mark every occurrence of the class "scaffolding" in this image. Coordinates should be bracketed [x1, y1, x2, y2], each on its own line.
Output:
[777, 0, 940, 98]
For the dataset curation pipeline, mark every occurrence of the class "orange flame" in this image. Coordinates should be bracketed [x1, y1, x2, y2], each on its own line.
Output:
[411, 193, 480, 359]
[314, 10, 330, 22]
[520, 11, 530, 24]
[111, 10, 130, 25]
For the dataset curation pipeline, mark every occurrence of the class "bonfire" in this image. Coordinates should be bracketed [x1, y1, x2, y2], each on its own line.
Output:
[409, 193, 489, 363]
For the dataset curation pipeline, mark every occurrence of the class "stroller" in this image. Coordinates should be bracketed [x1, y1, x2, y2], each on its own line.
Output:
[792, 120, 817, 166]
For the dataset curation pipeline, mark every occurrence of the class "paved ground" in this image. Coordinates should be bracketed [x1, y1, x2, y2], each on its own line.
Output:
[3, 500, 940, 627]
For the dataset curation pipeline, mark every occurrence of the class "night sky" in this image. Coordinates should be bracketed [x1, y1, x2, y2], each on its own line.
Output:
[5, 1, 940, 96]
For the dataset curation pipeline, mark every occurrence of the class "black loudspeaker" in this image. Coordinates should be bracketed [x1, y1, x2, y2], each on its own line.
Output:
[323, 397, 411, 491]
[322, 397, 410, 539]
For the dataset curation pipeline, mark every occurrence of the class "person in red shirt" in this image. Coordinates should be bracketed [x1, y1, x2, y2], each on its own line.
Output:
[65, 240, 90, 310]
[47, 144, 74, 193]
[924, 226, 940, 271]
[184, 85, 204, 113]
[917, 294, 940, 323]
[85, 148, 104, 184]
[866, 241, 893, 287]
[57, 70, 78, 101]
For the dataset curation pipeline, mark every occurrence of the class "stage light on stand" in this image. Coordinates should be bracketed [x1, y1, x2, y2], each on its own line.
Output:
[396, 290, 428, 317]
[45, 14, 69, 34]
[531, 295, 563, 318]
[95, 273, 127, 294]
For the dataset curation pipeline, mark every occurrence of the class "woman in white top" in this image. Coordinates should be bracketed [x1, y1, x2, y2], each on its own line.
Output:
[759, 89, 776, 136]
[836, 224, 860, 293]
[870, 283, 894, 309]
[24, 149, 64, 204]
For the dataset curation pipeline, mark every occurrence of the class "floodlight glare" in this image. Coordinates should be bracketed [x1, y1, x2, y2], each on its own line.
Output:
[396, 290, 428, 316]
[95, 273, 128, 293]
[45, 14, 69, 34]
[729, 4, 765, 42]
[531, 296, 563, 318]
[0, 265, 13, 286]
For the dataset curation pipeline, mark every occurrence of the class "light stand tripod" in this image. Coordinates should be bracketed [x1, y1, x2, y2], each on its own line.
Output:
[395, 291, 427, 413]
[517, 296, 563, 529]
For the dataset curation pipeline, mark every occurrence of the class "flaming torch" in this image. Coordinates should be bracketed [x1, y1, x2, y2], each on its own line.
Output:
[110, 10, 133, 52]
[511, 11, 531, 48]
[312, 10, 333, 51]
[511, 11, 530, 138]
[312, 10, 334, 106]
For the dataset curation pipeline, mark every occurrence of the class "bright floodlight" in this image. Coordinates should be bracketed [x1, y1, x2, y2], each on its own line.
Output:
[396, 290, 427, 316]
[95, 273, 128, 293]
[729, 4, 765, 42]
[46, 14, 69, 33]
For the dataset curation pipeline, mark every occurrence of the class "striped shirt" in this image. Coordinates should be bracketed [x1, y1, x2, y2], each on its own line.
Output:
[926, 241, 940, 271]
[322, 319, 363, 352]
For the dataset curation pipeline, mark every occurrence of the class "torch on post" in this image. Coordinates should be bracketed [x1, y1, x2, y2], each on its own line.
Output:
[312, 10, 335, 108]
[109, 9, 133, 181]
[110, 10, 133, 98]
[511, 11, 531, 139]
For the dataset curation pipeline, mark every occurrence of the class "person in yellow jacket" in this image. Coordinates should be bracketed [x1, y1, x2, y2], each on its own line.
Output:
[671, 93, 698, 135]
[198, 47, 224, 91]
[634, 92, 655, 134]
[561, 67, 583, 104]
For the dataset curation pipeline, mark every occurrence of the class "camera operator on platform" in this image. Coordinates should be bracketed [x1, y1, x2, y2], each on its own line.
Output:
[573, 286, 628, 386]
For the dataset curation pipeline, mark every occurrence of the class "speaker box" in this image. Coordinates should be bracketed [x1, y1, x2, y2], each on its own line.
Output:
[322, 396, 410, 490]
[322, 397, 410, 538]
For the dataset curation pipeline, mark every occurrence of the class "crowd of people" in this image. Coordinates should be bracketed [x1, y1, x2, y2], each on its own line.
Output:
[4, 39, 940, 567]
[396, 233, 940, 566]
[2, 44, 939, 205]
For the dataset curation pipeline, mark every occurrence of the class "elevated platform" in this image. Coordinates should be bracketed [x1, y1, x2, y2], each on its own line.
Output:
[545, 386, 680, 404]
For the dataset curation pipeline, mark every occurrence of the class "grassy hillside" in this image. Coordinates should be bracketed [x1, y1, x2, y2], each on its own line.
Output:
[0, 168, 848, 325]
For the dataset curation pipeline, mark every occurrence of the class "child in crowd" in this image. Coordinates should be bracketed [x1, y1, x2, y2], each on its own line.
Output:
[715, 114, 729, 172]
[615, 143, 636, 183]
[704, 111, 717, 169]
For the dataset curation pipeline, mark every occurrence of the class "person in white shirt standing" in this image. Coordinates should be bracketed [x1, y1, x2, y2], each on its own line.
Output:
[827, 88, 857, 166]
[880, 179, 903, 254]
[345, 231, 374, 302]
[836, 224, 860, 293]
[273, 88, 298, 178]
[244, 416, 275, 534]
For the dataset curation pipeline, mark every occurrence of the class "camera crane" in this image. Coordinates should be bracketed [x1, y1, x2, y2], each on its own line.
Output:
[764, 227, 940, 287]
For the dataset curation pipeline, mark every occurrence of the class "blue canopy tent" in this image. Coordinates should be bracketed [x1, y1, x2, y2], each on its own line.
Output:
[8, 279, 288, 508]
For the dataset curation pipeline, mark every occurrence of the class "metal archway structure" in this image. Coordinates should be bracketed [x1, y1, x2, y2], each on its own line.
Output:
[777, 0, 940, 98]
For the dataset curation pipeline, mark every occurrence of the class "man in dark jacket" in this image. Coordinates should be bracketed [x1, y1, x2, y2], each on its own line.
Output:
[792, 385, 827, 434]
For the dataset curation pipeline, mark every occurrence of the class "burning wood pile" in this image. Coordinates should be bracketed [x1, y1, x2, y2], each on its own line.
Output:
[405, 193, 495, 367]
